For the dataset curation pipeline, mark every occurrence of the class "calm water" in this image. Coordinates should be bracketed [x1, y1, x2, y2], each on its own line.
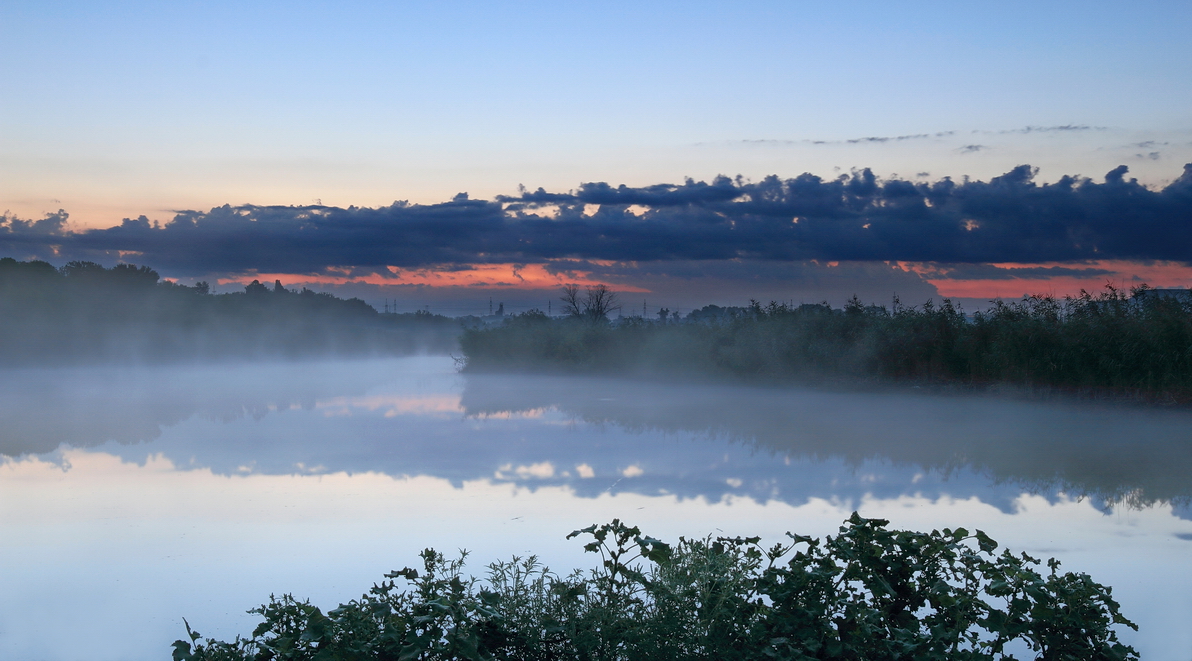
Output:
[1, 356, 1190, 660]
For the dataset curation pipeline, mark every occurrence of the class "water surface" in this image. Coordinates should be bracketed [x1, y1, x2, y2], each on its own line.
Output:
[1, 356, 1190, 660]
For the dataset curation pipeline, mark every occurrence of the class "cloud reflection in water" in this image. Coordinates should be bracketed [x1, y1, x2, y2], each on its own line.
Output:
[3, 357, 1189, 517]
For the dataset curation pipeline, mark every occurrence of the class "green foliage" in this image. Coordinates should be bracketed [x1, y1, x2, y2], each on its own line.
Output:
[461, 285, 1192, 399]
[176, 515, 1137, 661]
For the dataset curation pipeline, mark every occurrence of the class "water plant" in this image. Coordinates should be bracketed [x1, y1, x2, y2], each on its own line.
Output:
[173, 514, 1137, 660]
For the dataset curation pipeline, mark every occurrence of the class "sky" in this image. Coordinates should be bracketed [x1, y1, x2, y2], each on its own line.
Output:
[2, 0, 1191, 314]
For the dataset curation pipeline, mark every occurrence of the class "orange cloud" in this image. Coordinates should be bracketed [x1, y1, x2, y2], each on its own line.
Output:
[897, 260, 1192, 299]
[217, 261, 650, 292]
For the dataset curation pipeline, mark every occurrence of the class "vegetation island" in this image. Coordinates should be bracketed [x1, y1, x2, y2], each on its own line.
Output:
[461, 283, 1192, 402]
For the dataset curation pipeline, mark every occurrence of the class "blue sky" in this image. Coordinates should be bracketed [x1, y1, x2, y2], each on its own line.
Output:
[2, 0, 1191, 312]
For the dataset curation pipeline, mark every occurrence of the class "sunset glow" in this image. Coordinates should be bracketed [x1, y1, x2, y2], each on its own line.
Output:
[897, 261, 1192, 300]
[217, 262, 650, 293]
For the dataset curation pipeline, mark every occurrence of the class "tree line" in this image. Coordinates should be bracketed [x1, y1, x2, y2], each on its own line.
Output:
[0, 258, 458, 364]
[461, 283, 1192, 401]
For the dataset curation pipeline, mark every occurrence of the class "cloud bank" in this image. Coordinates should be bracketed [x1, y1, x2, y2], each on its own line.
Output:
[3, 164, 1190, 278]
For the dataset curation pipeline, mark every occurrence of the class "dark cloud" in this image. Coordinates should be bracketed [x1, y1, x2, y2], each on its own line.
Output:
[839, 133, 937, 144]
[908, 263, 1117, 281]
[0, 209, 69, 240]
[4, 164, 1192, 277]
[713, 130, 955, 147]
[514, 178, 741, 207]
[957, 145, 986, 153]
[992, 125, 1105, 134]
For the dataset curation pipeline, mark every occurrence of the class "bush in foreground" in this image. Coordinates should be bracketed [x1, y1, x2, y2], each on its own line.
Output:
[174, 514, 1137, 661]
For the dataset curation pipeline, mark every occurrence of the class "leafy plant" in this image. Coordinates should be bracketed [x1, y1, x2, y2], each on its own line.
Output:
[175, 515, 1137, 660]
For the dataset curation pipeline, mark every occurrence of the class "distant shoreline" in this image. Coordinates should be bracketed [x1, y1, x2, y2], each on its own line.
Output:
[460, 289, 1192, 405]
[0, 257, 462, 365]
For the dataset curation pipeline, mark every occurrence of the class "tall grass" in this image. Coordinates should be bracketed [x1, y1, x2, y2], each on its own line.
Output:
[461, 286, 1192, 399]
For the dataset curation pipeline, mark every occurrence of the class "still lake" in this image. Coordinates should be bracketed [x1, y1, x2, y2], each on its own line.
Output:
[1, 355, 1190, 660]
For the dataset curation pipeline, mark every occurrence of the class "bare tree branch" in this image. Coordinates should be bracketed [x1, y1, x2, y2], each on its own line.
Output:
[583, 284, 620, 321]
[560, 284, 582, 317]
[559, 283, 620, 321]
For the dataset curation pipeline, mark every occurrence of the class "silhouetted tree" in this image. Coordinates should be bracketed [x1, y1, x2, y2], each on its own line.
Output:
[560, 284, 582, 317]
[60, 260, 108, 283]
[109, 264, 160, 288]
[583, 284, 620, 321]
[560, 284, 620, 321]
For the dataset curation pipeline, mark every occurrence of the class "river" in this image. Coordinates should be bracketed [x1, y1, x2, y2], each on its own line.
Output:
[1, 356, 1189, 659]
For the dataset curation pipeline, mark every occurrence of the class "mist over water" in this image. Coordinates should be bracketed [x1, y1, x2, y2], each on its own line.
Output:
[2, 356, 1190, 660]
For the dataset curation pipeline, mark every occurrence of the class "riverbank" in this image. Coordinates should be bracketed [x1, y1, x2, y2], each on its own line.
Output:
[460, 287, 1192, 403]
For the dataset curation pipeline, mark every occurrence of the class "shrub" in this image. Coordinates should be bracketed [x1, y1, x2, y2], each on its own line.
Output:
[174, 514, 1137, 661]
